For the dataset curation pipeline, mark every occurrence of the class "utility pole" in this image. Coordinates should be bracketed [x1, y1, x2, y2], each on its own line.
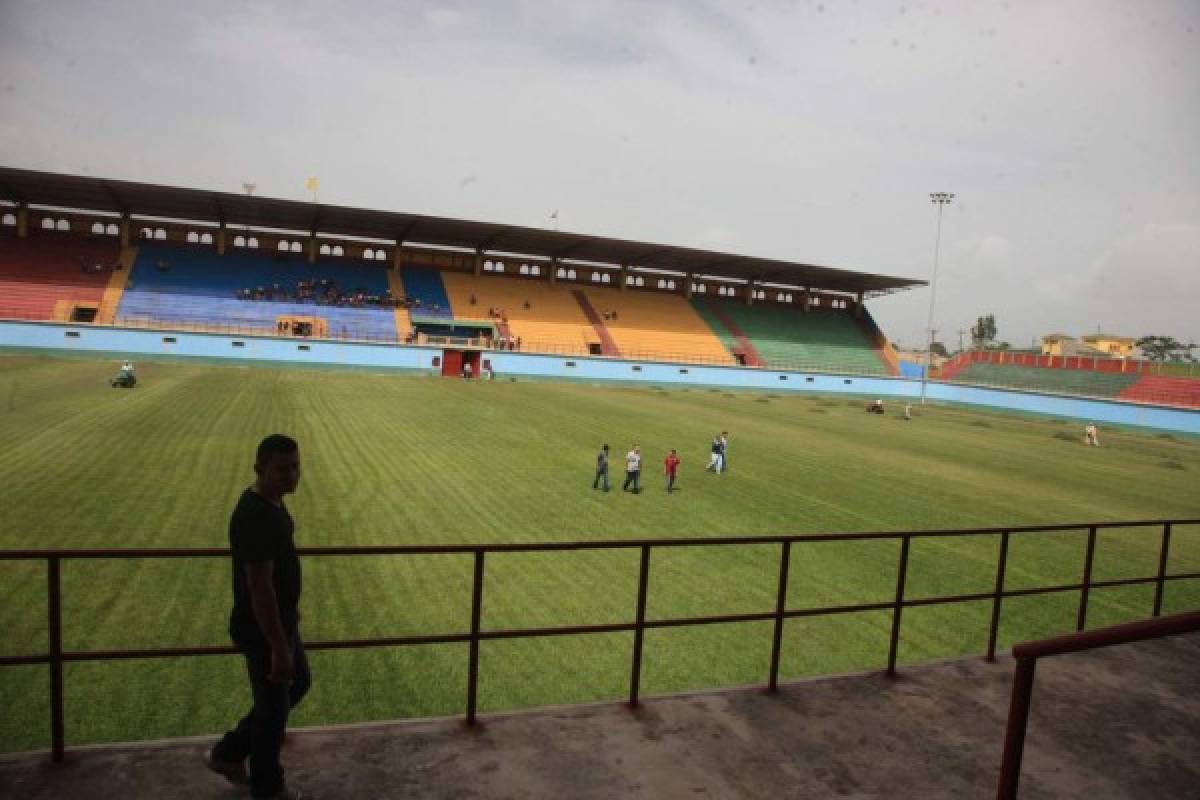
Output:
[921, 192, 955, 404]
[958, 328, 967, 354]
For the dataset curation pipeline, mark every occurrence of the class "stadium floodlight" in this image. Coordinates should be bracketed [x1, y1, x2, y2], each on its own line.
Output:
[921, 192, 955, 405]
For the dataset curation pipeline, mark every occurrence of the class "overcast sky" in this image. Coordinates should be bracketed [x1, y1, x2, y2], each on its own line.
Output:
[1, 0, 1197, 349]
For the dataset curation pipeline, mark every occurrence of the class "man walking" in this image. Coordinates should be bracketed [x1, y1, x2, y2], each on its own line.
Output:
[593, 444, 610, 491]
[664, 448, 680, 493]
[719, 431, 730, 473]
[207, 435, 309, 800]
[706, 435, 722, 472]
[623, 444, 642, 493]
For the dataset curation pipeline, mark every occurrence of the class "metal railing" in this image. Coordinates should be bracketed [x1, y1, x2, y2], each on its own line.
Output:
[2, 518, 1197, 763]
[996, 609, 1200, 799]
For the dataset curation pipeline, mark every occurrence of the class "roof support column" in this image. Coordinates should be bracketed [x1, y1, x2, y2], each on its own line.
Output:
[307, 232, 317, 264]
[745, 281, 754, 306]
[855, 291, 864, 318]
[119, 212, 131, 248]
[216, 222, 227, 256]
[16, 204, 28, 238]
[474, 250, 484, 277]
[684, 273, 693, 299]
[393, 244, 403, 271]
[801, 288, 810, 313]
[549, 258, 558, 286]
[619, 265, 628, 292]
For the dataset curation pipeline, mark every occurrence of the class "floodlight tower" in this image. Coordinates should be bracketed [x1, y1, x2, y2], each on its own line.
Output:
[921, 192, 954, 405]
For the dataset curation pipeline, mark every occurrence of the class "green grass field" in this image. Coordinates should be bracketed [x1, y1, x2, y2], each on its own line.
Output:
[1, 353, 1198, 754]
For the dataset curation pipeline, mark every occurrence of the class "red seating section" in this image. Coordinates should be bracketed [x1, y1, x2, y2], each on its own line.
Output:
[0, 235, 117, 320]
[1119, 375, 1200, 408]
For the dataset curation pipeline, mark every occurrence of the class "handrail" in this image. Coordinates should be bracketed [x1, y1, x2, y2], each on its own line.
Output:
[2, 518, 1197, 764]
[996, 609, 1200, 799]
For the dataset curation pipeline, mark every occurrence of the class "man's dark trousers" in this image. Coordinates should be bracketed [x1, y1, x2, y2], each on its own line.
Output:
[593, 468, 609, 490]
[213, 635, 311, 798]
[623, 470, 640, 492]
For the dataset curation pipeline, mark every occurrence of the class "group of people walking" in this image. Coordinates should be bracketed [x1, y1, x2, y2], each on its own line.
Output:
[593, 432, 728, 495]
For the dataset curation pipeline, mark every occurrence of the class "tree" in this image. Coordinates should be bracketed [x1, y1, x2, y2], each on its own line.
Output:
[971, 314, 997, 348]
[929, 341, 949, 358]
[1136, 336, 1197, 363]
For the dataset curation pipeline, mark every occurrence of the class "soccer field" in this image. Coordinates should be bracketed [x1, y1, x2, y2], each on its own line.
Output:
[1, 353, 1198, 753]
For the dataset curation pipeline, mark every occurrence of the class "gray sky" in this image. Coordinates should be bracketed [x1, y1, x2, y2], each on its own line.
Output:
[2, 0, 1197, 349]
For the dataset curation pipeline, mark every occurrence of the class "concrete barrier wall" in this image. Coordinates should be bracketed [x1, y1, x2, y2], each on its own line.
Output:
[3, 320, 1198, 434]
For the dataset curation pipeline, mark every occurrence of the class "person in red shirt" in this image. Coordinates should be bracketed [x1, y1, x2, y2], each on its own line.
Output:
[664, 449, 680, 494]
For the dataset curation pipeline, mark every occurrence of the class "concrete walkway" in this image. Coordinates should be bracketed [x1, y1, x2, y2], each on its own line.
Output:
[2, 633, 1197, 799]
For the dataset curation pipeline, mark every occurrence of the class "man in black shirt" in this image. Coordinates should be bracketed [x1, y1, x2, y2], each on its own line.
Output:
[207, 435, 309, 800]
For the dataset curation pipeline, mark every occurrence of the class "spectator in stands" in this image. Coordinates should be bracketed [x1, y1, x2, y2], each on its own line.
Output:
[463, 361, 472, 380]
[622, 444, 642, 493]
[523, 299, 531, 310]
[515, 336, 522, 351]
[865, 399, 885, 414]
[1084, 423, 1100, 447]
[469, 292, 477, 306]
[208, 435, 309, 800]
[664, 448, 680, 493]
[593, 444, 610, 491]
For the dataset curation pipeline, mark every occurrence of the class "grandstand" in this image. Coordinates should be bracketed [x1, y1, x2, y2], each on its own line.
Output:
[0, 166, 920, 377]
[115, 243, 402, 341]
[950, 362, 1141, 398]
[693, 298, 889, 374]
[0, 235, 118, 323]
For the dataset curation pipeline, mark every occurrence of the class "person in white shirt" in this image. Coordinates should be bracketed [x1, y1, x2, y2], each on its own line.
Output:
[1084, 423, 1100, 447]
[622, 445, 642, 493]
[719, 431, 730, 473]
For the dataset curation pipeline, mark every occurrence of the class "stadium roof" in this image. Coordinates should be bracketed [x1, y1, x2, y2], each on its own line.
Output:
[0, 166, 924, 295]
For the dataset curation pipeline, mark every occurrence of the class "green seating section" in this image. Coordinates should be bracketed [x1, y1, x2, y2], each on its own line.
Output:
[953, 363, 1140, 397]
[692, 300, 887, 374]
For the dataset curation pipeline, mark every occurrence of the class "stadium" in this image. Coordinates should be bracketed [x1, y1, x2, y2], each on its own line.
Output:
[1, 164, 1198, 797]
[2, 5, 1199, 798]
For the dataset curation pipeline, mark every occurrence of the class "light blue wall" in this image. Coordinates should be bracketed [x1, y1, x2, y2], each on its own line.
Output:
[3, 320, 1198, 434]
[0, 320, 438, 372]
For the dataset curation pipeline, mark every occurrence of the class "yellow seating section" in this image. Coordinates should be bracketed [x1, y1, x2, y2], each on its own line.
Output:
[441, 272, 597, 355]
[384, 268, 412, 339]
[94, 245, 137, 324]
[583, 286, 734, 365]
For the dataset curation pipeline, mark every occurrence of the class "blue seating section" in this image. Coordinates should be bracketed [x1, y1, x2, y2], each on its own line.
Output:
[400, 265, 453, 318]
[116, 244, 399, 339]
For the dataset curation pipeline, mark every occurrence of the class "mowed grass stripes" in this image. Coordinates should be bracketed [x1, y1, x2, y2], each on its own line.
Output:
[1, 353, 1198, 753]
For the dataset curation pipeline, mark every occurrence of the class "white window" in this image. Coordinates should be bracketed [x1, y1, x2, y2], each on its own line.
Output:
[247, 237, 259, 249]
[530, 264, 541, 276]
[520, 263, 530, 275]
[41, 218, 55, 230]
[154, 228, 166, 240]
[320, 244, 331, 256]
[106, 223, 119, 236]
[601, 272, 610, 284]
[57, 219, 71, 231]
[567, 269, 577, 280]
[592, 271, 602, 283]
[290, 241, 302, 253]
[279, 240, 291, 252]
[556, 267, 566, 279]
[201, 232, 214, 245]
[1, 213, 15, 226]
[692, 283, 706, 294]
[753, 289, 766, 300]
[234, 235, 247, 248]
[186, 231, 199, 243]
[376, 249, 387, 261]
[494, 261, 505, 273]
[140, 227, 153, 239]
[332, 244, 344, 256]
[363, 248, 375, 259]
[91, 222, 106, 235]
